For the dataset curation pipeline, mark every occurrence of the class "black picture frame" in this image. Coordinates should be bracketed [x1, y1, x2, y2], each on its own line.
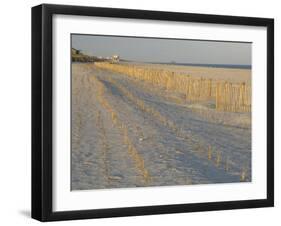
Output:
[32, 3, 274, 222]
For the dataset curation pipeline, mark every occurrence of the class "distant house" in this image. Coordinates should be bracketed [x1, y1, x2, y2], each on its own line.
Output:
[111, 54, 120, 62]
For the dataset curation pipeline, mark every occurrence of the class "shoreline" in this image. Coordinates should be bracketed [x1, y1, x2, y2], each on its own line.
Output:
[119, 61, 252, 84]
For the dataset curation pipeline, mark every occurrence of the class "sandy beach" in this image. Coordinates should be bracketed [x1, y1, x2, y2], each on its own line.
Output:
[122, 62, 251, 84]
[71, 63, 251, 190]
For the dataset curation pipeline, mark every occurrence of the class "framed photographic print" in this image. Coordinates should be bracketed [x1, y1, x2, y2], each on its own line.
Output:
[31, 4, 274, 221]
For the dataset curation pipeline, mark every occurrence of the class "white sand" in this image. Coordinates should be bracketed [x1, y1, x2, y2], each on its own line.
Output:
[71, 63, 251, 190]
[122, 62, 252, 84]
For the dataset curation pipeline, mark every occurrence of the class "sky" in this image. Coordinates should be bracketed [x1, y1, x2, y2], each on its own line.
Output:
[72, 34, 252, 65]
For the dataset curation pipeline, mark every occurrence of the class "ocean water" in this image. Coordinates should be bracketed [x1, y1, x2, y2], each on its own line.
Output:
[147, 62, 252, 69]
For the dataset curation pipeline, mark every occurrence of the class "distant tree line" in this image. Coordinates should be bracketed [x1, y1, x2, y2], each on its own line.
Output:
[71, 48, 120, 63]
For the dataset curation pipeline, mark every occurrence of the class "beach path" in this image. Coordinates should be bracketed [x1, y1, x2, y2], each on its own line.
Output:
[71, 63, 251, 190]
